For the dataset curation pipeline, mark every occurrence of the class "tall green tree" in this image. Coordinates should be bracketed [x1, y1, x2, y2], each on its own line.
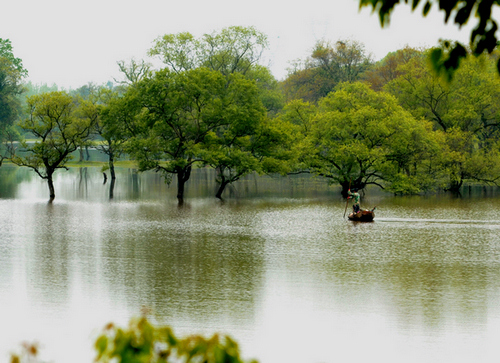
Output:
[306, 82, 436, 195]
[94, 88, 137, 182]
[0, 38, 27, 164]
[148, 27, 285, 197]
[148, 26, 283, 114]
[126, 68, 267, 201]
[11, 91, 95, 201]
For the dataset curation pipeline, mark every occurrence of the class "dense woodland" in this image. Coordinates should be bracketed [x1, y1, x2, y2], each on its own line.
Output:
[2, 26, 500, 202]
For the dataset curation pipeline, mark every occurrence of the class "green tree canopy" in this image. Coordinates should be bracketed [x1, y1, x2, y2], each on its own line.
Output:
[385, 50, 500, 191]
[303, 82, 437, 195]
[148, 26, 283, 114]
[125, 67, 267, 201]
[149, 26, 268, 76]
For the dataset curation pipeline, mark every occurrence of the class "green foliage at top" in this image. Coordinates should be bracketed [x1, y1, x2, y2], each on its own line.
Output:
[0, 39, 27, 77]
[149, 26, 268, 76]
[358, 0, 500, 79]
[148, 26, 282, 115]
[94, 316, 257, 363]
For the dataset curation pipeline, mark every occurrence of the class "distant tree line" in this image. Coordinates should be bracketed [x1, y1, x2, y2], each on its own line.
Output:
[2, 27, 500, 202]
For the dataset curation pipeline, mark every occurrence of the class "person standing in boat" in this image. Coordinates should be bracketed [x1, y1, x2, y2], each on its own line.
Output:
[348, 188, 361, 214]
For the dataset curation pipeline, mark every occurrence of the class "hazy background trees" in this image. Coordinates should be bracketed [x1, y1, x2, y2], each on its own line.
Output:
[282, 39, 373, 103]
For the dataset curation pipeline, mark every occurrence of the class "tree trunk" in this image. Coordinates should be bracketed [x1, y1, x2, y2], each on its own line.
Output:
[446, 178, 463, 193]
[109, 178, 115, 199]
[47, 175, 55, 202]
[341, 179, 365, 197]
[109, 153, 116, 180]
[79, 146, 84, 162]
[340, 180, 350, 198]
[215, 180, 230, 199]
[176, 165, 192, 201]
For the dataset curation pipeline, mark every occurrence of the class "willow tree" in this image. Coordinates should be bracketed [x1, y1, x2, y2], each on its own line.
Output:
[12, 91, 95, 201]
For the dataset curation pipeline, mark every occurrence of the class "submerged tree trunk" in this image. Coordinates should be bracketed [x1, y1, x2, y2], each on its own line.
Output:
[340, 180, 350, 198]
[446, 177, 463, 194]
[109, 178, 115, 199]
[47, 175, 55, 202]
[215, 180, 230, 199]
[176, 165, 192, 202]
[109, 153, 116, 180]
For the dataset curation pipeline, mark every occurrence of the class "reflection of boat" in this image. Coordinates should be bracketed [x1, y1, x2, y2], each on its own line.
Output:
[348, 209, 375, 222]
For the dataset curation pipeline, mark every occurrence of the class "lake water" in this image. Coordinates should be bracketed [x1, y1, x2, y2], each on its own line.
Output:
[1, 165, 500, 363]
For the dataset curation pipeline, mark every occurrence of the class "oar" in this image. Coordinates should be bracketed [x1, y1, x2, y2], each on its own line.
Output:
[343, 180, 351, 218]
[343, 197, 349, 219]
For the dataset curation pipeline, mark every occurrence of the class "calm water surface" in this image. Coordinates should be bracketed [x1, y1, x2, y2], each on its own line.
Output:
[1, 165, 500, 363]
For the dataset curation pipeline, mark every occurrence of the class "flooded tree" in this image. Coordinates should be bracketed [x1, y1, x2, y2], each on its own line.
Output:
[125, 68, 268, 202]
[304, 82, 438, 195]
[147, 26, 286, 198]
[11, 91, 95, 201]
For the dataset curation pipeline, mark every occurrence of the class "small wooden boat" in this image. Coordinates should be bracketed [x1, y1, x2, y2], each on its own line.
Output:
[348, 209, 375, 222]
